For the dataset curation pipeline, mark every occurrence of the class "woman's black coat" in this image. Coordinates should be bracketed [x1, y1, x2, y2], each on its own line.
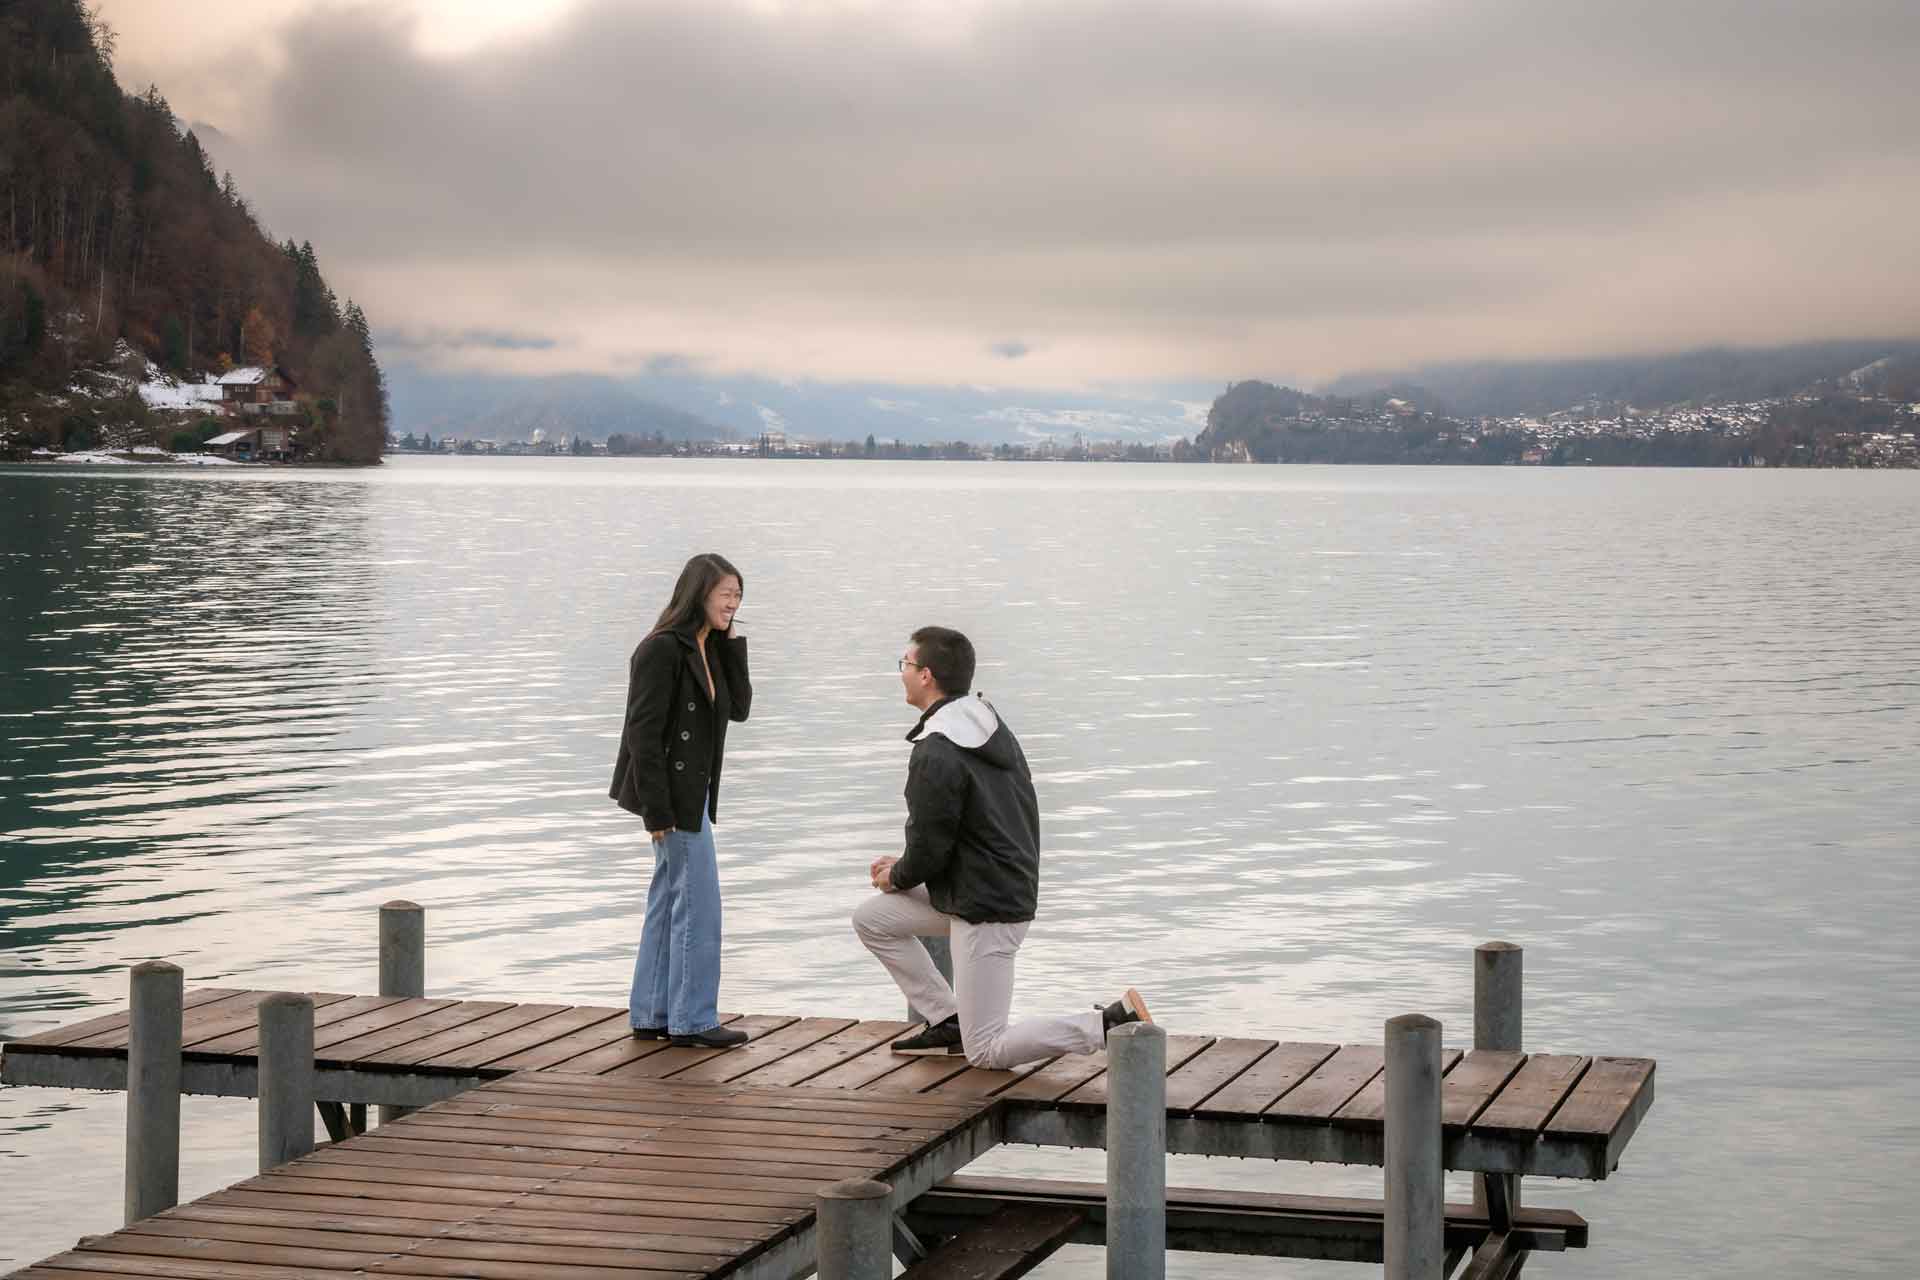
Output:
[609, 622, 751, 832]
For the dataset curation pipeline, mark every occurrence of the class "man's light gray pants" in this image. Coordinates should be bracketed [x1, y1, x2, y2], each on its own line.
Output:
[852, 886, 1104, 1070]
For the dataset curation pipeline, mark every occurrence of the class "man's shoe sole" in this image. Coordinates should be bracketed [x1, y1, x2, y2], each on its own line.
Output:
[890, 1044, 966, 1057]
[1123, 988, 1153, 1024]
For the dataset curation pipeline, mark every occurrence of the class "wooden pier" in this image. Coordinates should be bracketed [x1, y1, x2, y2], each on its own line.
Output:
[2, 989, 1651, 1180]
[0, 923, 1655, 1280]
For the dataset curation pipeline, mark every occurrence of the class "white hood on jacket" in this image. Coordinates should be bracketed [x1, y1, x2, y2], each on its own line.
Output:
[911, 694, 1001, 751]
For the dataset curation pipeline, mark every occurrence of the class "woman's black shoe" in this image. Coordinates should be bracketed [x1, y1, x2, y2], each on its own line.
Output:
[669, 1025, 750, 1049]
[630, 1026, 666, 1040]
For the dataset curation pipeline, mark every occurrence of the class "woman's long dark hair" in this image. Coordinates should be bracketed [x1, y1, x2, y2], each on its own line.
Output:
[648, 553, 743, 639]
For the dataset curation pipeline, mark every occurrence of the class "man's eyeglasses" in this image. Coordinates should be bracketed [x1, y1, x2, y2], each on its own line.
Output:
[897, 658, 925, 672]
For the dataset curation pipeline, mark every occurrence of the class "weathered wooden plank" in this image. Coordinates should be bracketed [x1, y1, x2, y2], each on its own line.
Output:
[87, 991, 353, 1053]
[479, 1071, 992, 1120]
[298, 998, 465, 1058]
[161, 1202, 739, 1258]
[361, 1251, 707, 1280]
[353, 1002, 573, 1068]
[315, 1000, 516, 1064]
[858, 1053, 976, 1094]
[494, 1188, 802, 1226]
[1440, 1050, 1527, 1129]
[13, 1249, 354, 1279]
[180, 993, 380, 1054]
[321, 1133, 855, 1185]
[397, 1107, 925, 1157]
[90, 1224, 397, 1269]
[1472, 1054, 1590, 1142]
[470, 1203, 779, 1242]
[329, 1132, 878, 1184]
[1058, 1035, 1213, 1108]
[477, 1011, 646, 1072]
[727, 1019, 915, 1087]
[1160, 1037, 1277, 1112]
[1542, 1057, 1652, 1139]
[12, 988, 246, 1049]
[123, 1216, 711, 1277]
[426, 1098, 940, 1143]
[594, 1015, 798, 1081]
[1192, 1042, 1339, 1118]
[803, 1034, 921, 1090]
[518, 1028, 678, 1078]
[923, 1060, 1036, 1097]
[239, 1171, 518, 1209]
[204, 1188, 477, 1223]
[997, 1050, 1110, 1103]
[437, 1086, 958, 1135]
[1332, 1048, 1463, 1128]
[270, 1157, 547, 1194]
[665, 1017, 856, 1085]
[1265, 1045, 1384, 1121]
[416, 1005, 625, 1071]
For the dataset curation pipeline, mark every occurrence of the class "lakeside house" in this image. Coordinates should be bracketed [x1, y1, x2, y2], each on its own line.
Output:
[218, 365, 300, 416]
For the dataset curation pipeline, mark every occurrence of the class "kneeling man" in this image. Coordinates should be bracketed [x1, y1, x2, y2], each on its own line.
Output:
[855, 625, 1150, 1067]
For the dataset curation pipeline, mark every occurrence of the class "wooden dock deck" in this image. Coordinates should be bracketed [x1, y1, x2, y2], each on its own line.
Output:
[1, 989, 1654, 1181]
[4, 1072, 1003, 1280]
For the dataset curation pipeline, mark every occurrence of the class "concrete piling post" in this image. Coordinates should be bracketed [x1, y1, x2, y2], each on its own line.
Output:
[1474, 941, 1523, 1220]
[815, 1178, 893, 1280]
[1474, 941, 1522, 1052]
[1106, 1020, 1167, 1280]
[1385, 1013, 1444, 1280]
[124, 961, 183, 1224]
[905, 936, 955, 1027]
[257, 993, 315, 1172]
[378, 901, 425, 1124]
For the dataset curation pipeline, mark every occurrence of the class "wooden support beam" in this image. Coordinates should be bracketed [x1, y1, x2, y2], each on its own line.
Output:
[900, 1204, 1084, 1280]
[315, 1101, 351, 1143]
[906, 1176, 1587, 1264]
[1458, 1231, 1525, 1280]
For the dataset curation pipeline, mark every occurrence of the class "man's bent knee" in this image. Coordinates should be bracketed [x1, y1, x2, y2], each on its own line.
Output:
[964, 1036, 1019, 1071]
[850, 895, 892, 945]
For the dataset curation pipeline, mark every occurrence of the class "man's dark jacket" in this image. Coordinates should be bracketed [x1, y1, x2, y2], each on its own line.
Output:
[610, 622, 751, 832]
[886, 694, 1040, 924]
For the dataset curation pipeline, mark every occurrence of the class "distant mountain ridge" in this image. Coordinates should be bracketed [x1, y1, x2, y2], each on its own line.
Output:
[390, 371, 727, 443]
[386, 363, 1210, 447]
[1325, 339, 1920, 417]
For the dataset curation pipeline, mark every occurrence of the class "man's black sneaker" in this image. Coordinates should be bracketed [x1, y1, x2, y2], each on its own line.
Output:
[630, 1026, 666, 1040]
[891, 1015, 965, 1057]
[1099, 988, 1153, 1036]
[669, 1025, 750, 1049]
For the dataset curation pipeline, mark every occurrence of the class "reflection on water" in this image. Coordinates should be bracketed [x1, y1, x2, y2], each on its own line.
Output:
[2, 459, 1917, 1276]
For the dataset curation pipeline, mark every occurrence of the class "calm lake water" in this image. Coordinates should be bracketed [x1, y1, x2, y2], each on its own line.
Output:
[1, 457, 1916, 1276]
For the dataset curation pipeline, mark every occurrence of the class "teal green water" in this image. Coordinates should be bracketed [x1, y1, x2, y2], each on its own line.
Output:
[3, 459, 1917, 1275]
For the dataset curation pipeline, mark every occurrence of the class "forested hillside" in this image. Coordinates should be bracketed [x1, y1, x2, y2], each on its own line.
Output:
[0, 0, 387, 461]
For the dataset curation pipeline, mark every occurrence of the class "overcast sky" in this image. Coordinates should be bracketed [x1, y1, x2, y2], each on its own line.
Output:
[100, 0, 1920, 390]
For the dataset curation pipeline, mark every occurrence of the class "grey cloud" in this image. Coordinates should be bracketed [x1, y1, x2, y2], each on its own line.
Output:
[189, 0, 1920, 383]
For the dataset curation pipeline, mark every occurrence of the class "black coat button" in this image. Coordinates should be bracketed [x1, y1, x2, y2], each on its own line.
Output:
[680, 730, 691, 741]
[674, 761, 686, 772]
[687, 700, 696, 711]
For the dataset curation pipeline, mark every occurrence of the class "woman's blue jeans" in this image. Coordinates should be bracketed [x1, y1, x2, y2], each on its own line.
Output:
[628, 813, 722, 1036]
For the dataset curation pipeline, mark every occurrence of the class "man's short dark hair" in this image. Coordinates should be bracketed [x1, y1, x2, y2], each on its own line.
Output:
[911, 626, 975, 696]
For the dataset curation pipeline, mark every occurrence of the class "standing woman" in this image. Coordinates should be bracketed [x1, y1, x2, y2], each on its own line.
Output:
[610, 553, 753, 1048]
